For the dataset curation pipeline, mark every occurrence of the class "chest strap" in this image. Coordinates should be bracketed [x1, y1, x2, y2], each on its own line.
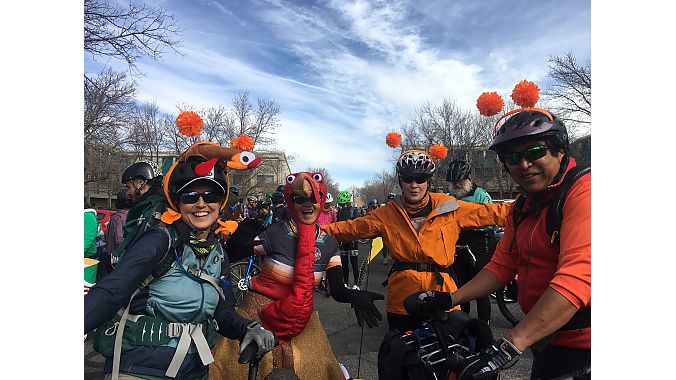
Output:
[171, 261, 226, 301]
[382, 261, 452, 287]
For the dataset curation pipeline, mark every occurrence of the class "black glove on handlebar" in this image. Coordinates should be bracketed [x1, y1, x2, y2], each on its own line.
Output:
[458, 337, 522, 379]
[225, 218, 265, 261]
[349, 290, 384, 328]
[403, 290, 453, 320]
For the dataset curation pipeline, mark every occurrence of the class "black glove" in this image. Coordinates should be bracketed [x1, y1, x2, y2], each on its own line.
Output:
[349, 290, 384, 328]
[403, 290, 453, 321]
[240, 321, 276, 358]
[458, 337, 522, 379]
[225, 219, 265, 261]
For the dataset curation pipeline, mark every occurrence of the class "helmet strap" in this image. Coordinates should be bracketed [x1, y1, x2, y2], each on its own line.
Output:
[133, 179, 148, 195]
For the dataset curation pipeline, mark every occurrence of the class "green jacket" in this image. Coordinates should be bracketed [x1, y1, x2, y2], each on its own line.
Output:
[84, 209, 98, 258]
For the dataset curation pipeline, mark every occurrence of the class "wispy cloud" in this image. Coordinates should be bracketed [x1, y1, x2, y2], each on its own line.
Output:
[85, 0, 590, 189]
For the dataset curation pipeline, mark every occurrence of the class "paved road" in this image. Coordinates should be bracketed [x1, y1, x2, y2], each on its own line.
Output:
[85, 240, 533, 379]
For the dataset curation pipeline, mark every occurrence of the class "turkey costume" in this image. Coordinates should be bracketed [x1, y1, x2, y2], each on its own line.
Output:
[210, 172, 384, 380]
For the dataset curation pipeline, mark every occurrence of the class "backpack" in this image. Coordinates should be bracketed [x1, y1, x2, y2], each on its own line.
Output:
[337, 206, 358, 222]
[111, 195, 168, 267]
[512, 165, 590, 246]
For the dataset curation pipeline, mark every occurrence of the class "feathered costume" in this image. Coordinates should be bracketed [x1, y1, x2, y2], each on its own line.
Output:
[210, 172, 344, 380]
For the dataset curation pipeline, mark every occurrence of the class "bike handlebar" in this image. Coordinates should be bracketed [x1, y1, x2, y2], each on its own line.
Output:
[238, 335, 280, 364]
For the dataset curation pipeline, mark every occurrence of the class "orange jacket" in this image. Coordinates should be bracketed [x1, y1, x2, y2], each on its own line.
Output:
[485, 158, 591, 349]
[322, 192, 510, 314]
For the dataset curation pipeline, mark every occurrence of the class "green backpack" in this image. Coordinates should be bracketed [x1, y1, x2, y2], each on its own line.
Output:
[111, 195, 168, 267]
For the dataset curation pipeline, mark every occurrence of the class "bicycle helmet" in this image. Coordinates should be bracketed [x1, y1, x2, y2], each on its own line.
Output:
[396, 150, 436, 175]
[165, 156, 229, 210]
[489, 108, 570, 158]
[258, 198, 272, 208]
[271, 191, 285, 205]
[121, 160, 160, 183]
[369, 199, 378, 207]
[387, 192, 396, 199]
[446, 159, 471, 182]
[337, 190, 352, 205]
[246, 195, 257, 202]
[325, 192, 334, 204]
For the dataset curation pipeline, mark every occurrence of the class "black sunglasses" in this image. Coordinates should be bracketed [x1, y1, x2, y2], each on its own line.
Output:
[401, 174, 430, 184]
[292, 194, 318, 204]
[503, 145, 549, 166]
[179, 191, 224, 204]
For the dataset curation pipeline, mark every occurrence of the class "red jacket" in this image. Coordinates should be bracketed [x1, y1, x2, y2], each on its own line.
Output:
[485, 158, 591, 349]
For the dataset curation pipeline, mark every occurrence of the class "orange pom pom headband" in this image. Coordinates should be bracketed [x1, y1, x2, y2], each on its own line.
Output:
[384, 132, 447, 161]
[476, 80, 547, 134]
[176, 111, 205, 137]
[386, 132, 402, 148]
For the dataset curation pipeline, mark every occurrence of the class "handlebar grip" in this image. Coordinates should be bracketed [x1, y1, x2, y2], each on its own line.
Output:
[238, 343, 258, 364]
[238, 335, 280, 364]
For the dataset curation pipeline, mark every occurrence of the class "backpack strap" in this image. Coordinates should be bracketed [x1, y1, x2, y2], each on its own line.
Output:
[545, 166, 591, 246]
[111, 222, 183, 380]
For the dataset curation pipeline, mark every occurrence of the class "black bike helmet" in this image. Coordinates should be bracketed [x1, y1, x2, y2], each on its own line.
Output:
[396, 150, 436, 176]
[271, 191, 285, 205]
[489, 108, 570, 160]
[369, 199, 378, 207]
[446, 160, 471, 182]
[121, 161, 160, 183]
[258, 198, 272, 208]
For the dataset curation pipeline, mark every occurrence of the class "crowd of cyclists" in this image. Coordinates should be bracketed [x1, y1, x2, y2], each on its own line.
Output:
[84, 104, 590, 380]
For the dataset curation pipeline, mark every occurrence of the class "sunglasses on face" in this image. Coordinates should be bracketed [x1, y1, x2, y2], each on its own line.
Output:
[292, 195, 318, 204]
[179, 191, 224, 204]
[401, 174, 430, 184]
[503, 145, 549, 166]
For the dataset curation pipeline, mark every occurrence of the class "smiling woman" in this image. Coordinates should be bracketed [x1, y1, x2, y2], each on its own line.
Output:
[83, 139, 275, 380]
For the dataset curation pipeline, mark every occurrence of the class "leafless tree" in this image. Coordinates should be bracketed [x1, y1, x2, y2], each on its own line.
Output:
[84, 69, 137, 187]
[231, 91, 280, 147]
[358, 170, 399, 205]
[126, 101, 167, 161]
[543, 52, 591, 136]
[84, 0, 183, 73]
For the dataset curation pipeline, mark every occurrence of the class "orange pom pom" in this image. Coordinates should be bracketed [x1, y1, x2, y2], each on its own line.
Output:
[176, 111, 204, 137]
[429, 144, 448, 160]
[230, 134, 255, 151]
[511, 80, 540, 108]
[386, 132, 402, 148]
[160, 208, 182, 224]
[476, 92, 504, 116]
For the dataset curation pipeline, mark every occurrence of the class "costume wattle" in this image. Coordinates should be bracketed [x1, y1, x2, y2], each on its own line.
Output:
[259, 222, 315, 341]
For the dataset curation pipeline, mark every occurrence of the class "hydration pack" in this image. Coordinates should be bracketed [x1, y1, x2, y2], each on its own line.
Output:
[111, 195, 168, 267]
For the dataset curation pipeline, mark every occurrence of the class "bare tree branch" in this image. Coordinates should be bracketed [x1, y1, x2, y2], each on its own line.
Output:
[84, 0, 183, 74]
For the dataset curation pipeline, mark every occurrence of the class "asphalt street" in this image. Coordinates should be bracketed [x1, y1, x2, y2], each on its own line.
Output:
[84, 240, 533, 379]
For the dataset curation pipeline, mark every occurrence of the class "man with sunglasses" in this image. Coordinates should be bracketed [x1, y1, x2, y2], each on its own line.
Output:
[451, 109, 591, 379]
[322, 150, 510, 334]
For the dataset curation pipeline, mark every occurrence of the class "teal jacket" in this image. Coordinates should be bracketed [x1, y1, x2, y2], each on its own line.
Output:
[458, 185, 492, 203]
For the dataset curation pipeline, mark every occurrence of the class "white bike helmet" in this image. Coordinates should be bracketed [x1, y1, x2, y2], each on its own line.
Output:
[325, 192, 334, 204]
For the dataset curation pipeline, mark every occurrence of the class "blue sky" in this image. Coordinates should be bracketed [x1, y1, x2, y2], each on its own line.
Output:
[85, 0, 591, 189]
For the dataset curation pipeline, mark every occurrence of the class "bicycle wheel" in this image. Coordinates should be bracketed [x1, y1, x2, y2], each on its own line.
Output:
[228, 261, 261, 306]
[495, 282, 523, 327]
